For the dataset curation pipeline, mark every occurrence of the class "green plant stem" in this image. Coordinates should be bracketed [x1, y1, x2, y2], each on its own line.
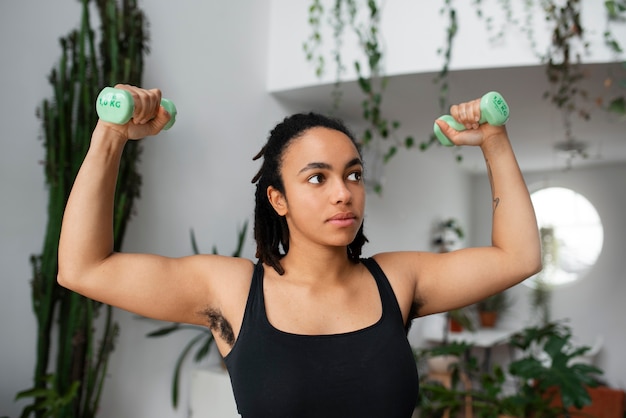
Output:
[22, 0, 148, 416]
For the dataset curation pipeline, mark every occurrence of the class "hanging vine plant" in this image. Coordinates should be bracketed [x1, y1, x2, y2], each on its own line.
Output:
[422, 0, 459, 154]
[303, 0, 625, 172]
[303, 0, 417, 193]
[602, 0, 626, 116]
[541, 0, 589, 119]
[475, 0, 592, 157]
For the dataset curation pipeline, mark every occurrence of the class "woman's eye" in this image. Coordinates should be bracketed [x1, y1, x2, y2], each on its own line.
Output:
[347, 171, 362, 182]
[308, 174, 324, 184]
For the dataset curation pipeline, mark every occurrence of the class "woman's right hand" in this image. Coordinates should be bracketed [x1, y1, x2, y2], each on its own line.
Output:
[98, 84, 173, 140]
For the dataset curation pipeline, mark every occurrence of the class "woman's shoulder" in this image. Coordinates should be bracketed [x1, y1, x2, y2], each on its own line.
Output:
[370, 250, 432, 271]
[369, 250, 437, 291]
[180, 254, 256, 298]
[190, 253, 256, 279]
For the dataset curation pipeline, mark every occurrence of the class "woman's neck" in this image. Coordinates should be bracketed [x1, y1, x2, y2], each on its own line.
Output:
[276, 244, 356, 286]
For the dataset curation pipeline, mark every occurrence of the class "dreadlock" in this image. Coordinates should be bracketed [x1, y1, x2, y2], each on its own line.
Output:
[251, 112, 368, 275]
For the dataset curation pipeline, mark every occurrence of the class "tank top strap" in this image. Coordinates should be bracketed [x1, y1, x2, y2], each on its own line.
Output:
[360, 257, 405, 325]
[233, 260, 265, 342]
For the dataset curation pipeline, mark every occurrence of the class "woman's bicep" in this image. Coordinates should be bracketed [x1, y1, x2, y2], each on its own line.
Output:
[413, 247, 528, 317]
[58, 252, 246, 325]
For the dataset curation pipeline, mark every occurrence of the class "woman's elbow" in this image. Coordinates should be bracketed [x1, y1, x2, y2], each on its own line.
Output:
[57, 263, 84, 292]
[520, 249, 543, 279]
[57, 269, 74, 290]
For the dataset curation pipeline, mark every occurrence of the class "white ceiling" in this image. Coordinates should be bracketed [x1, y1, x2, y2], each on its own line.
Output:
[273, 62, 625, 174]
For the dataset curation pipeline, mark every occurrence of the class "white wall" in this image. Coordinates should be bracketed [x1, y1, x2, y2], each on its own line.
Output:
[0, 1, 472, 416]
[2, 1, 624, 418]
[0, 1, 285, 417]
[470, 163, 626, 389]
[0, 1, 465, 416]
[267, 0, 623, 92]
[1, 1, 85, 415]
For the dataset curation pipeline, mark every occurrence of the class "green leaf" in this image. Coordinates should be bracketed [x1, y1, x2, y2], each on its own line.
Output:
[357, 76, 371, 94]
[363, 129, 372, 144]
[190, 229, 200, 254]
[15, 387, 52, 400]
[146, 323, 202, 338]
[232, 220, 249, 257]
[146, 323, 183, 337]
[383, 146, 397, 163]
[608, 97, 625, 115]
[543, 334, 568, 359]
[509, 357, 545, 379]
[193, 332, 214, 363]
[171, 332, 207, 408]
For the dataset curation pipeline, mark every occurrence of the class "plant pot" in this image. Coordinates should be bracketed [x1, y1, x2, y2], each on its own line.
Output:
[427, 355, 460, 374]
[449, 317, 464, 332]
[479, 311, 498, 328]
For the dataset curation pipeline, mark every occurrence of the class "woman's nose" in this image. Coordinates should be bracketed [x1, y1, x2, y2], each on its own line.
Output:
[333, 179, 352, 204]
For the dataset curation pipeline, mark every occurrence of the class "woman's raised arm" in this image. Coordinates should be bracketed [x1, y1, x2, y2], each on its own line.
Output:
[57, 85, 251, 326]
[376, 96, 542, 318]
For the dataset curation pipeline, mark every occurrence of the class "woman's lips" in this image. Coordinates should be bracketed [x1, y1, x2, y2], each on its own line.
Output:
[327, 213, 357, 227]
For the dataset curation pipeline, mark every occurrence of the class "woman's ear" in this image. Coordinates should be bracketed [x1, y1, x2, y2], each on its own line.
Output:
[267, 186, 288, 216]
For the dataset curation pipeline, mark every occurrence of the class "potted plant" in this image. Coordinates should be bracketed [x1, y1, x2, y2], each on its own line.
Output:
[432, 218, 464, 254]
[17, 1, 149, 416]
[447, 308, 474, 333]
[416, 320, 604, 418]
[430, 218, 475, 335]
[145, 221, 248, 409]
[476, 290, 513, 328]
[528, 226, 558, 326]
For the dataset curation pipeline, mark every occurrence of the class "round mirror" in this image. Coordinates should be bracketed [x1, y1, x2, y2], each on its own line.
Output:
[526, 186, 603, 287]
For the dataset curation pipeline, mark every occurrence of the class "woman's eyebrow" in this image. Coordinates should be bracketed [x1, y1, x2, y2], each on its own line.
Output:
[298, 162, 331, 174]
[346, 157, 363, 168]
[298, 157, 363, 174]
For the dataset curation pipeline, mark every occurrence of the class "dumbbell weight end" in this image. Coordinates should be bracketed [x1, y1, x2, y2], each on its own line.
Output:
[96, 87, 177, 130]
[433, 91, 509, 147]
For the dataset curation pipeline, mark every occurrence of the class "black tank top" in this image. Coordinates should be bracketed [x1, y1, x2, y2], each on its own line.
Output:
[224, 258, 419, 417]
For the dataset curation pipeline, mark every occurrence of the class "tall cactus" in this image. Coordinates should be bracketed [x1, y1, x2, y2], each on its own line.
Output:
[17, 1, 148, 416]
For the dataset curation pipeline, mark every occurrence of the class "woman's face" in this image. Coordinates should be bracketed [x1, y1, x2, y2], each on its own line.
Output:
[269, 127, 365, 250]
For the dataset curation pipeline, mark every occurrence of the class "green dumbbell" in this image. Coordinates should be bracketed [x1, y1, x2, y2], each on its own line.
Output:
[433, 91, 509, 146]
[96, 87, 177, 130]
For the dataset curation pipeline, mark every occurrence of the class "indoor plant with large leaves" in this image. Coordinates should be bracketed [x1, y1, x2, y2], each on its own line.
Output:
[416, 320, 603, 418]
[17, 1, 149, 416]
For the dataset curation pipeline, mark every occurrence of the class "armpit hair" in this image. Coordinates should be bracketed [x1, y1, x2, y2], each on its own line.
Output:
[201, 308, 235, 347]
[405, 299, 424, 334]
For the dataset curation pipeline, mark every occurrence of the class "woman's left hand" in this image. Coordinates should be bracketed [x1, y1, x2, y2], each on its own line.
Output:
[434, 98, 506, 147]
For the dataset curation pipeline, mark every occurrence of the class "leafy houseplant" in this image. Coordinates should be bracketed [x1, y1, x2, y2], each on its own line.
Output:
[16, 1, 149, 417]
[476, 290, 512, 328]
[417, 320, 603, 418]
[528, 226, 559, 326]
[430, 218, 474, 338]
[603, 1, 626, 116]
[146, 221, 248, 409]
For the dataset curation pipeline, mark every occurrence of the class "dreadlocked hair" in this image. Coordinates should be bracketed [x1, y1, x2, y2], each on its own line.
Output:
[251, 112, 368, 275]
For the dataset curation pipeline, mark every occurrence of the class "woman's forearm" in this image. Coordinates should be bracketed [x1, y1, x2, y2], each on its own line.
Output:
[481, 129, 542, 277]
[58, 124, 128, 285]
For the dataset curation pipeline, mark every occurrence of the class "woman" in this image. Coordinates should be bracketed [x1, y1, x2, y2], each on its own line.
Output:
[58, 85, 541, 417]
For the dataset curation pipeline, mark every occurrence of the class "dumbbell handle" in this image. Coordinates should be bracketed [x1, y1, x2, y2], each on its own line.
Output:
[96, 87, 177, 130]
[433, 91, 509, 146]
